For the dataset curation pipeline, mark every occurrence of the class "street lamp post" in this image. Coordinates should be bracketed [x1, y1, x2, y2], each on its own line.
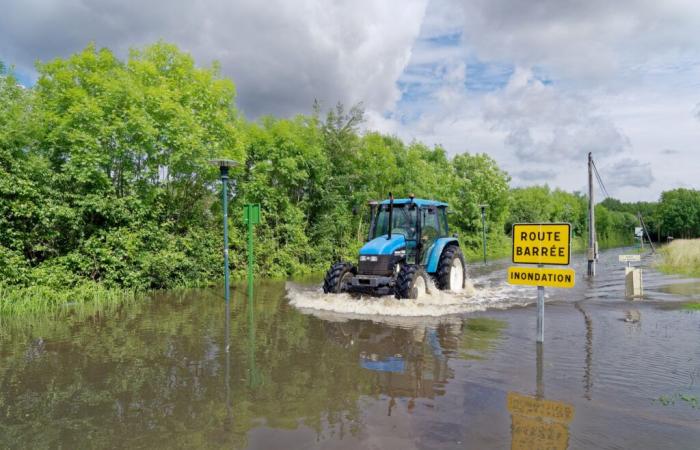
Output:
[209, 159, 239, 307]
[479, 204, 488, 264]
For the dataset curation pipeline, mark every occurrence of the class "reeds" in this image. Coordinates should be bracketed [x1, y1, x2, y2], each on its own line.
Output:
[657, 239, 700, 277]
[0, 283, 139, 316]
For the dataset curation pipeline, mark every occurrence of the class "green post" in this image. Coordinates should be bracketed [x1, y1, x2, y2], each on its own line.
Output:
[247, 212, 253, 288]
[222, 169, 230, 305]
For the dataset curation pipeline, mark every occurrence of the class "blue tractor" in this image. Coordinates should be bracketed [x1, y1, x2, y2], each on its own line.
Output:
[323, 194, 467, 299]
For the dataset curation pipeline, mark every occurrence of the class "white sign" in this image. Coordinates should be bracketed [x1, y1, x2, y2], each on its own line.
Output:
[619, 254, 641, 262]
[634, 227, 643, 238]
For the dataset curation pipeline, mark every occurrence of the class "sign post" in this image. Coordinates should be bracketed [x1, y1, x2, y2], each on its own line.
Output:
[537, 266, 545, 342]
[244, 204, 261, 291]
[619, 254, 643, 298]
[509, 223, 574, 343]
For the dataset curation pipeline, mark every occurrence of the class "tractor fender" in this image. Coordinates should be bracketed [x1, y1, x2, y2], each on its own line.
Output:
[426, 238, 460, 274]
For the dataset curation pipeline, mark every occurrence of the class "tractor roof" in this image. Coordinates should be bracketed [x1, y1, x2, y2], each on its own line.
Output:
[378, 198, 448, 207]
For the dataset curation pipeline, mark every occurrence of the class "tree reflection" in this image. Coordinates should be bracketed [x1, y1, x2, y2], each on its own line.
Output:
[0, 286, 507, 448]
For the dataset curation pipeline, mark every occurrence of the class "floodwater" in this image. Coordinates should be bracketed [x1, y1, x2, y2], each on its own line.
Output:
[1, 249, 699, 449]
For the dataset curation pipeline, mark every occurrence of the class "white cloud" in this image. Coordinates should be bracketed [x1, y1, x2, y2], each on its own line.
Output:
[482, 68, 630, 162]
[0, 0, 428, 118]
[2, 0, 700, 201]
[601, 158, 654, 189]
[455, 0, 700, 81]
[376, 0, 700, 201]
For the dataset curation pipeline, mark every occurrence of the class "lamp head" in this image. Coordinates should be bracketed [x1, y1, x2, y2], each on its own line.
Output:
[208, 159, 239, 177]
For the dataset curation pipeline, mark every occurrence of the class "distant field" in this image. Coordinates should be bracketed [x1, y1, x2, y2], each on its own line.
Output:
[657, 239, 700, 278]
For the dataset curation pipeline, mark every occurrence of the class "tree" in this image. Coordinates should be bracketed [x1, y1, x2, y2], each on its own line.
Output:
[658, 188, 700, 238]
[1, 43, 244, 289]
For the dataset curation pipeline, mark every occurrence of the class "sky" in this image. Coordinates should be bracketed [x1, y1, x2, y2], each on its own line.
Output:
[2, 0, 699, 202]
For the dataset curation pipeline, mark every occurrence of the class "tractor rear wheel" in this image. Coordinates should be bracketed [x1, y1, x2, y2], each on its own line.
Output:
[395, 264, 430, 299]
[323, 262, 356, 294]
[436, 245, 467, 291]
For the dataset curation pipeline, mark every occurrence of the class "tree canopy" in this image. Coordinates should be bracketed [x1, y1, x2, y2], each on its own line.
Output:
[0, 42, 685, 297]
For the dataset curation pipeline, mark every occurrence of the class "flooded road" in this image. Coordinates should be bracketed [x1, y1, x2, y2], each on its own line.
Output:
[1, 248, 699, 449]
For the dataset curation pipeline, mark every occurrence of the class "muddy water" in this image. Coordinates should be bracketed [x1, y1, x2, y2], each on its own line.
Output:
[1, 249, 699, 449]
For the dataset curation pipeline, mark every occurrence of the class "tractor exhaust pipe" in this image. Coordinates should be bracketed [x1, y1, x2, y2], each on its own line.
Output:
[387, 192, 394, 240]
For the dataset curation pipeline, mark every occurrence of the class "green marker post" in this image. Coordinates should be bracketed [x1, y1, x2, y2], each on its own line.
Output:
[479, 204, 488, 264]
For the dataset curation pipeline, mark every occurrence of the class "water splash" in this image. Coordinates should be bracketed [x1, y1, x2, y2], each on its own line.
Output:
[286, 276, 533, 319]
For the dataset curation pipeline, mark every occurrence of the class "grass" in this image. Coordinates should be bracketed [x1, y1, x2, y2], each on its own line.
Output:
[0, 283, 139, 317]
[682, 302, 700, 311]
[655, 393, 699, 408]
[656, 239, 700, 277]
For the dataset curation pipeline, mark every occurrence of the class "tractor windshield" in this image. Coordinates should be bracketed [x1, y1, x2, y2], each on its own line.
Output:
[370, 204, 418, 240]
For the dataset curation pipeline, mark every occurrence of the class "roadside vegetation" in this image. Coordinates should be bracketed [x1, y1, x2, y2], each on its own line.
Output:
[657, 239, 700, 278]
[2, 43, 699, 314]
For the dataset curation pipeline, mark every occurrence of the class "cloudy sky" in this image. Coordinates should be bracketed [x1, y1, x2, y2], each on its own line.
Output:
[2, 0, 699, 201]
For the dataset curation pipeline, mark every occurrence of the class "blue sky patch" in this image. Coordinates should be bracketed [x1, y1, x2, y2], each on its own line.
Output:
[465, 60, 514, 92]
[422, 32, 462, 47]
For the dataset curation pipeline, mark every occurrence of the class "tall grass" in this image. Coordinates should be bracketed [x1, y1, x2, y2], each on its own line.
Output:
[657, 239, 700, 277]
[0, 283, 139, 317]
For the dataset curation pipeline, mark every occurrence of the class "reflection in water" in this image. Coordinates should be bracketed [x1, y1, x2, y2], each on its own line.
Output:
[0, 283, 507, 448]
[624, 309, 642, 326]
[247, 283, 261, 388]
[574, 301, 594, 400]
[509, 343, 575, 450]
[225, 289, 232, 430]
[323, 317, 507, 417]
[324, 321, 451, 405]
[508, 392, 575, 450]
[657, 281, 700, 298]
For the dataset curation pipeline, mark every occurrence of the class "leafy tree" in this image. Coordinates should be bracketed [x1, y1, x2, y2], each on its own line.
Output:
[1, 43, 243, 290]
[658, 188, 700, 238]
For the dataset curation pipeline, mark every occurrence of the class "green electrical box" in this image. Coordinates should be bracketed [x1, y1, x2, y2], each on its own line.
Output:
[244, 204, 261, 225]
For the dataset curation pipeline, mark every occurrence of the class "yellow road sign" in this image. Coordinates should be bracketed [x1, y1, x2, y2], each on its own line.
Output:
[507, 267, 575, 288]
[512, 223, 571, 265]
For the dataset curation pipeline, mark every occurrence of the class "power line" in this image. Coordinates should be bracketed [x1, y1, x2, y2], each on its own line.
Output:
[591, 160, 608, 198]
[590, 158, 610, 199]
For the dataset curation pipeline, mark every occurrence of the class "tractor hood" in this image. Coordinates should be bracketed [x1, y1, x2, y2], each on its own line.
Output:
[360, 234, 406, 256]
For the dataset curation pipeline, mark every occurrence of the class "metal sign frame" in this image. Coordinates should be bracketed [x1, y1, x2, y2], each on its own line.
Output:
[244, 204, 261, 225]
[512, 223, 571, 266]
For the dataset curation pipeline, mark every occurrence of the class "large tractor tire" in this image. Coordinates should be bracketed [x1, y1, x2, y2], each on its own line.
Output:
[435, 245, 467, 291]
[395, 264, 430, 300]
[323, 262, 356, 294]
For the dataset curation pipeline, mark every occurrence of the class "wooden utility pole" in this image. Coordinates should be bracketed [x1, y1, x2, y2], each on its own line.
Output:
[587, 152, 596, 277]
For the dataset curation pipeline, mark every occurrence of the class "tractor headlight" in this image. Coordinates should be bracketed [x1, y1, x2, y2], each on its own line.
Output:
[360, 255, 378, 262]
[393, 249, 406, 257]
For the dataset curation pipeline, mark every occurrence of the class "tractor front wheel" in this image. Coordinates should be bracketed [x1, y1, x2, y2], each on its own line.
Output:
[395, 264, 430, 300]
[323, 262, 356, 294]
[436, 245, 467, 291]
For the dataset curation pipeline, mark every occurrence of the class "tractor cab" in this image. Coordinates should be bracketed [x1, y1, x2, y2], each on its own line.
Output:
[323, 194, 467, 299]
[367, 197, 449, 266]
